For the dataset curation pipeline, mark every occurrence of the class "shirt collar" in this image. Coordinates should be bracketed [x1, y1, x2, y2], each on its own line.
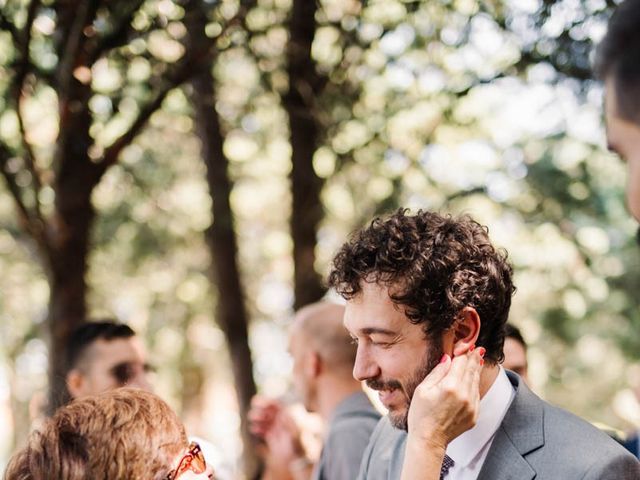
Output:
[446, 367, 515, 468]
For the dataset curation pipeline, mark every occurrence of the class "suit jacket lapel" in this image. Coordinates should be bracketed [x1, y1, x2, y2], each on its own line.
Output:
[477, 371, 544, 480]
[477, 426, 536, 480]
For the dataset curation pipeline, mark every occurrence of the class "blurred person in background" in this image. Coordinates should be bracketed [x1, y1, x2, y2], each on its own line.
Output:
[622, 424, 640, 459]
[4, 388, 214, 480]
[502, 323, 529, 385]
[63, 320, 232, 479]
[64, 321, 152, 400]
[596, 0, 640, 224]
[596, 0, 640, 458]
[502, 324, 626, 442]
[620, 375, 640, 459]
[249, 302, 381, 480]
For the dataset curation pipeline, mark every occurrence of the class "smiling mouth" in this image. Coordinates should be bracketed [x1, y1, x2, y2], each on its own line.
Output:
[377, 389, 401, 406]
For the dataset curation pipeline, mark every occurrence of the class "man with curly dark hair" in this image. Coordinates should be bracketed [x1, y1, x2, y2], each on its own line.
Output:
[329, 209, 639, 480]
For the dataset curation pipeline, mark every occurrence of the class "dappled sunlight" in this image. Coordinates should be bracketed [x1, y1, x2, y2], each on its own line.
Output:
[2, 0, 640, 474]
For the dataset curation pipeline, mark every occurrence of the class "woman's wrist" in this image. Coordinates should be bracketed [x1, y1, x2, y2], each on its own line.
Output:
[406, 428, 448, 453]
[401, 435, 448, 480]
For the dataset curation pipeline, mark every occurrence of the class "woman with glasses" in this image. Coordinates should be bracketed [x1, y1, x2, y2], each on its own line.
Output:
[3, 388, 214, 480]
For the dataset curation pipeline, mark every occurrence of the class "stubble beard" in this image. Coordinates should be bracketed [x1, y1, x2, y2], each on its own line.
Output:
[388, 341, 443, 431]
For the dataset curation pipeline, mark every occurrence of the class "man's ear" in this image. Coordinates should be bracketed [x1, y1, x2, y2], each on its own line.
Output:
[451, 307, 481, 357]
[66, 369, 85, 399]
[305, 351, 322, 379]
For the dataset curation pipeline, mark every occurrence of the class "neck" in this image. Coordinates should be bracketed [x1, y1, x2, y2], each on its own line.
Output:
[479, 363, 500, 399]
[315, 374, 363, 421]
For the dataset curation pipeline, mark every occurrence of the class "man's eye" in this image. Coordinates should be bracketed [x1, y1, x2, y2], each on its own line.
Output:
[350, 337, 359, 345]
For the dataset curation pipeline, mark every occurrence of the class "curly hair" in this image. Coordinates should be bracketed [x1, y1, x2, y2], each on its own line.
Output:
[328, 209, 515, 363]
[4, 388, 187, 480]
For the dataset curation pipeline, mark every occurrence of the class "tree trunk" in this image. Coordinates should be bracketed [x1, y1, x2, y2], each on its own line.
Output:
[45, 201, 94, 412]
[187, 8, 259, 470]
[45, 71, 97, 413]
[1, 0, 248, 418]
[285, 0, 326, 309]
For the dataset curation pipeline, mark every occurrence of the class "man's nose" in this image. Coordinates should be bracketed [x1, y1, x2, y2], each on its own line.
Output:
[352, 345, 379, 382]
[129, 372, 152, 392]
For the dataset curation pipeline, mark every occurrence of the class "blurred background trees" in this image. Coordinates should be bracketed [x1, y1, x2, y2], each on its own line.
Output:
[1, 0, 639, 476]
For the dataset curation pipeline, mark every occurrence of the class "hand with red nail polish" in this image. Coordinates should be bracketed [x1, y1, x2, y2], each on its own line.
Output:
[401, 348, 484, 480]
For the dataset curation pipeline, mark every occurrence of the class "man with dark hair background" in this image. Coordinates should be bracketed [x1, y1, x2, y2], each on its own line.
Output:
[64, 320, 233, 479]
[595, 0, 640, 223]
[329, 209, 639, 480]
[65, 320, 152, 400]
[595, 0, 640, 459]
[502, 323, 529, 385]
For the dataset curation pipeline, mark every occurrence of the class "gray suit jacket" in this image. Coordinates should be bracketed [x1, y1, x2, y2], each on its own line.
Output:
[311, 391, 381, 480]
[357, 371, 640, 479]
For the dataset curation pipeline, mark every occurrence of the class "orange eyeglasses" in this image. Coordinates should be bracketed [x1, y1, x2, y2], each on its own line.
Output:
[165, 442, 207, 480]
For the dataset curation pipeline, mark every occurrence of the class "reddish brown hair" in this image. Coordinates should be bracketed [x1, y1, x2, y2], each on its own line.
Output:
[4, 389, 187, 480]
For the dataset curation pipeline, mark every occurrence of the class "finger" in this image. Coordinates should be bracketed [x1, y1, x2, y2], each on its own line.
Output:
[460, 348, 483, 392]
[420, 354, 451, 389]
[278, 411, 302, 437]
[250, 424, 270, 438]
[470, 349, 484, 410]
[251, 395, 268, 408]
[252, 396, 282, 412]
[459, 348, 483, 424]
[248, 410, 274, 429]
[445, 348, 471, 383]
[248, 408, 267, 422]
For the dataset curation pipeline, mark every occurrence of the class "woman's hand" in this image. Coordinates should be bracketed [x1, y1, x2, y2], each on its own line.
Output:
[406, 347, 485, 449]
[400, 347, 485, 480]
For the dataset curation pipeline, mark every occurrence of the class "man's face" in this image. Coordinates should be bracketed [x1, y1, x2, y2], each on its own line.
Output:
[70, 337, 152, 399]
[288, 325, 316, 411]
[502, 337, 529, 384]
[344, 282, 443, 431]
[605, 78, 640, 222]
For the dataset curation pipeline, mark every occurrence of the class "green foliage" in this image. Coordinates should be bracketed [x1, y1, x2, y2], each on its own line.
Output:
[1, 0, 640, 469]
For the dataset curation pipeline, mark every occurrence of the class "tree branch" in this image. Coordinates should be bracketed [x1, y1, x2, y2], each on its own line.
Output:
[0, 7, 21, 46]
[15, 88, 43, 207]
[95, 1, 257, 179]
[443, 186, 486, 205]
[56, 0, 96, 109]
[97, 52, 208, 176]
[0, 143, 43, 244]
[9, 0, 45, 221]
[19, 0, 40, 65]
[86, 0, 146, 66]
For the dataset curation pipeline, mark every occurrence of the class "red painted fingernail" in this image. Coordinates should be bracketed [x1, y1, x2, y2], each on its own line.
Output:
[480, 358, 485, 366]
[469, 344, 475, 352]
[478, 347, 486, 357]
[440, 354, 449, 364]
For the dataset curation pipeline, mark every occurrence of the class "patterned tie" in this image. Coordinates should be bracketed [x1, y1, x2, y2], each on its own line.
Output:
[440, 454, 455, 480]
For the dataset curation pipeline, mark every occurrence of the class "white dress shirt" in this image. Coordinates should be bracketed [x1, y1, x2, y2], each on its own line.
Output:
[445, 367, 515, 480]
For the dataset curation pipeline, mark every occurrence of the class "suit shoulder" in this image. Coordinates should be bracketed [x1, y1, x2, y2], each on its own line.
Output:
[357, 416, 406, 480]
[544, 402, 622, 447]
[540, 401, 639, 471]
[329, 410, 380, 437]
[325, 409, 382, 453]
